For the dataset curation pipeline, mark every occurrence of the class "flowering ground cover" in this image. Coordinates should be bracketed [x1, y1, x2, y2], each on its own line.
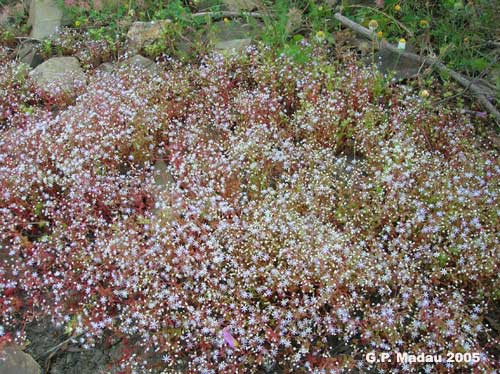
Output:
[0, 44, 499, 373]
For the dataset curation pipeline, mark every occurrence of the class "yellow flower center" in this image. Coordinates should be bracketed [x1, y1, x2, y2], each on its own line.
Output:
[315, 31, 326, 41]
[420, 89, 430, 98]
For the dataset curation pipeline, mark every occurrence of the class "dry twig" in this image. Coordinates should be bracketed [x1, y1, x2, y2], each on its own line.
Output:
[191, 11, 267, 19]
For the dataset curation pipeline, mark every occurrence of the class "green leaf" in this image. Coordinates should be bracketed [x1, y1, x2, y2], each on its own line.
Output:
[34, 201, 44, 216]
[436, 252, 449, 267]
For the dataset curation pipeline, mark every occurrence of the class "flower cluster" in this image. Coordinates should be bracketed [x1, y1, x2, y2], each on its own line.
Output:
[0, 45, 499, 373]
[0, 48, 42, 129]
[40, 27, 123, 69]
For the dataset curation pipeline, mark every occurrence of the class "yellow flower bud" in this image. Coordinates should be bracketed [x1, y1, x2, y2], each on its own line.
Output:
[315, 30, 326, 42]
[368, 20, 379, 31]
[377, 31, 383, 38]
[394, 4, 401, 11]
[419, 89, 430, 98]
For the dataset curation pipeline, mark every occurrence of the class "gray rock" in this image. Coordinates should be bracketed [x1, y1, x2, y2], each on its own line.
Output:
[28, 0, 63, 40]
[374, 47, 421, 81]
[29, 56, 86, 92]
[214, 38, 252, 53]
[152, 160, 176, 222]
[211, 20, 255, 41]
[223, 0, 259, 11]
[153, 159, 174, 189]
[0, 346, 41, 374]
[351, 37, 372, 55]
[16, 42, 43, 68]
[121, 55, 159, 74]
[285, 7, 303, 34]
[209, 20, 256, 53]
[96, 62, 114, 73]
[126, 20, 171, 52]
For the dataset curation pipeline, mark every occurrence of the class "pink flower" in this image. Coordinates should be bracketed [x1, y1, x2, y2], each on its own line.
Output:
[222, 327, 239, 348]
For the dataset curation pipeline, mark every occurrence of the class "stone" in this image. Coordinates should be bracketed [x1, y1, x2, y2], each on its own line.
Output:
[285, 7, 303, 34]
[473, 79, 496, 98]
[352, 37, 372, 55]
[28, 0, 63, 40]
[209, 20, 256, 53]
[121, 55, 159, 74]
[29, 56, 86, 92]
[153, 159, 174, 189]
[214, 38, 252, 53]
[374, 47, 421, 80]
[0, 346, 41, 374]
[16, 42, 43, 68]
[211, 20, 254, 41]
[152, 160, 177, 224]
[96, 62, 114, 73]
[126, 20, 171, 52]
[223, 0, 259, 11]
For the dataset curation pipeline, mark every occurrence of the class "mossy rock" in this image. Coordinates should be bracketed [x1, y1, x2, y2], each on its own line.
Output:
[0, 346, 41, 374]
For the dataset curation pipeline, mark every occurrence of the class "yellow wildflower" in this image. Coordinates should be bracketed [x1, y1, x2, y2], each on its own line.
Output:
[315, 30, 326, 42]
[419, 89, 430, 98]
[368, 20, 379, 31]
[394, 4, 401, 11]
